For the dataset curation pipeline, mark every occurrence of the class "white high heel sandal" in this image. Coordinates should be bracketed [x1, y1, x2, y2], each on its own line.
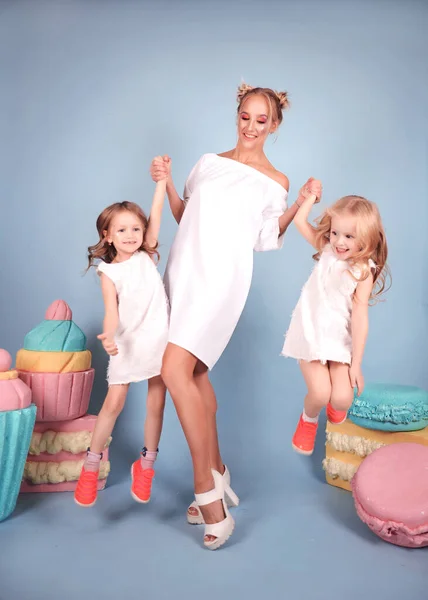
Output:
[194, 468, 238, 551]
[187, 465, 239, 524]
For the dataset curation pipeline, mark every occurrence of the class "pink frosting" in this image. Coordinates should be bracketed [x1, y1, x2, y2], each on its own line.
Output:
[0, 378, 32, 412]
[352, 443, 428, 547]
[0, 349, 12, 372]
[45, 300, 72, 321]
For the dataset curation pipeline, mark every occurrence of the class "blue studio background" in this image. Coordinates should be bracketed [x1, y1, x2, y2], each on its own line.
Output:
[1, 1, 427, 599]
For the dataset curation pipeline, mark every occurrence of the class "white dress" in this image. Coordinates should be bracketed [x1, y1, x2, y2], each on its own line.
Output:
[164, 153, 288, 369]
[282, 244, 375, 365]
[97, 251, 169, 385]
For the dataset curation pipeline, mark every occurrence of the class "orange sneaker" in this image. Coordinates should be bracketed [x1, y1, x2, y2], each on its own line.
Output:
[131, 459, 155, 503]
[74, 468, 99, 507]
[326, 404, 347, 424]
[292, 415, 318, 455]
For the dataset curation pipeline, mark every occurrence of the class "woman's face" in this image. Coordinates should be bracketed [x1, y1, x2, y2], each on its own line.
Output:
[237, 94, 277, 150]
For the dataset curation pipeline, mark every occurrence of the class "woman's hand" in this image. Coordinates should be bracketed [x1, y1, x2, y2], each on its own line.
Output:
[97, 333, 118, 356]
[150, 155, 171, 183]
[298, 177, 322, 204]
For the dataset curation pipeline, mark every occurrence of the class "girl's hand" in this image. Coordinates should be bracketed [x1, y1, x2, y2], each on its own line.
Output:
[150, 155, 171, 183]
[298, 178, 322, 203]
[97, 333, 118, 356]
[349, 363, 364, 396]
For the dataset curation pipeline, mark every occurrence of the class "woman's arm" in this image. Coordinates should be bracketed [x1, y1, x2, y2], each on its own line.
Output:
[145, 179, 167, 248]
[278, 201, 299, 236]
[97, 274, 119, 356]
[349, 273, 373, 395]
[166, 179, 185, 224]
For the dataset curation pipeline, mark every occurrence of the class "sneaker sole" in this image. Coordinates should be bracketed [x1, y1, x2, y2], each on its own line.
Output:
[292, 442, 314, 456]
[74, 497, 97, 508]
[327, 417, 347, 425]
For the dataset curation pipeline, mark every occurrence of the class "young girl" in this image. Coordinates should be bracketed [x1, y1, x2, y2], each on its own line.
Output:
[282, 190, 389, 455]
[74, 175, 169, 507]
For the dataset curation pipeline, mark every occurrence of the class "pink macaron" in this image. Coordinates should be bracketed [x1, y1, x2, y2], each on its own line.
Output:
[352, 443, 428, 548]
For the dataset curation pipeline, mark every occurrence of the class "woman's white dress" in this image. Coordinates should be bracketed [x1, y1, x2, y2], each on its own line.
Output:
[164, 153, 288, 369]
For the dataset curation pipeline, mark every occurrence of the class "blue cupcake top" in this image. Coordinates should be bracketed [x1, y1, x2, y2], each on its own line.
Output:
[23, 300, 86, 352]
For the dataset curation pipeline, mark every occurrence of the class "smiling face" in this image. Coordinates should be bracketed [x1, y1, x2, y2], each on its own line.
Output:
[329, 213, 360, 260]
[105, 210, 144, 259]
[237, 93, 278, 150]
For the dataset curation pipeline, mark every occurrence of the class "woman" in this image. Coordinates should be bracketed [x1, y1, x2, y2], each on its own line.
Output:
[150, 83, 322, 550]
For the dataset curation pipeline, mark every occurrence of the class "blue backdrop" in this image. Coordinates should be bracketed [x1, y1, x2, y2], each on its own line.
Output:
[1, 2, 428, 597]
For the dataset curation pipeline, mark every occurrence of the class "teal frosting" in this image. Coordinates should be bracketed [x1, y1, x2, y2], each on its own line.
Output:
[349, 383, 428, 432]
[24, 320, 86, 352]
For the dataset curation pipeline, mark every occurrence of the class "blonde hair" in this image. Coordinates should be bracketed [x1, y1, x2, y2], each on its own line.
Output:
[87, 201, 159, 270]
[237, 82, 289, 125]
[313, 195, 390, 300]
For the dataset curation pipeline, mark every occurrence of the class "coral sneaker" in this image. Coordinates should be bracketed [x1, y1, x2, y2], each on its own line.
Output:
[131, 459, 155, 503]
[326, 404, 347, 425]
[292, 415, 318, 455]
[74, 468, 99, 507]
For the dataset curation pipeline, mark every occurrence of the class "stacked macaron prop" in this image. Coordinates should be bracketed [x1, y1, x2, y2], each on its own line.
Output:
[0, 349, 36, 521]
[16, 301, 111, 493]
[323, 418, 428, 491]
[323, 383, 428, 547]
[16, 300, 94, 422]
[323, 383, 428, 491]
[352, 443, 428, 548]
[21, 415, 110, 493]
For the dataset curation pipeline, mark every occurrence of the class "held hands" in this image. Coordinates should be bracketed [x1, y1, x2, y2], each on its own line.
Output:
[298, 177, 322, 205]
[349, 363, 364, 396]
[97, 333, 118, 356]
[150, 155, 171, 183]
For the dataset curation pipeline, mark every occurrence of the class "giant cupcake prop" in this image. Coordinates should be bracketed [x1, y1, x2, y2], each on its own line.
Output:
[0, 349, 36, 521]
[16, 300, 94, 422]
[17, 301, 110, 494]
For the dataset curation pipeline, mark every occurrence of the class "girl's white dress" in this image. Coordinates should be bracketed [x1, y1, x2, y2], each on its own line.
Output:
[164, 153, 288, 370]
[97, 251, 169, 385]
[282, 245, 375, 365]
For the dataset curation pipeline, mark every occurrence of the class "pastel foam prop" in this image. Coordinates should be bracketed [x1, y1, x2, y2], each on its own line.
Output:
[323, 419, 428, 492]
[352, 443, 428, 547]
[16, 349, 92, 373]
[349, 383, 428, 432]
[24, 320, 86, 352]
[0, 350, 31, 412]
[19, 369, 94, 422]
[0, 405, 36, 521]
[45, 300, 72, 321]
[28, 415, 111, 456]
[21, 415, 110, 493]
[0, 349, 12, 371]
[23, 458, 110, 485]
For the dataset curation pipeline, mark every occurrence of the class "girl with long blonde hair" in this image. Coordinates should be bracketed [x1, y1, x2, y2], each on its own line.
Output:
[282, 189, 390, 455]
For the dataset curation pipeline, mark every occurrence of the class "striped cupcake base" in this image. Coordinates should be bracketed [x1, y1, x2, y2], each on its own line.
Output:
[0, 404, 36, 522]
